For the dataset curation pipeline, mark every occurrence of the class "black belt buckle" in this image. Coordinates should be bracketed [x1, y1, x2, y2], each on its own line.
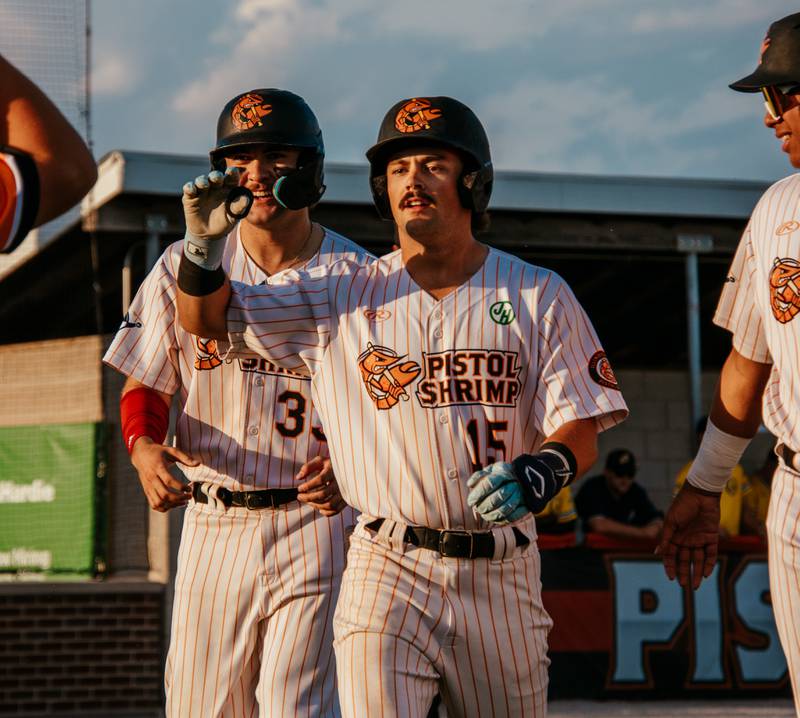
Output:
[439, 530, 474, 558]
[244, 492, 266, 510]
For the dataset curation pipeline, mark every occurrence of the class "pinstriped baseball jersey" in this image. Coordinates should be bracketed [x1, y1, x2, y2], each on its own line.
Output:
[104, 224, 373, 490]
[714, 172, 800, 715]
[714, 173, 800, 450]
[105, 223, 373, 718]
[224, 247, 628, 529]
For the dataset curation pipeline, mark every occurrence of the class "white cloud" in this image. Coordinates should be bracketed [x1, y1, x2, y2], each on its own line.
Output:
[479, 75, 753, 175]
[630, 1, 795, 33]
[92, 53, 140, 96]
[172, 0, 355, 118]
[372, 0, 632, 50]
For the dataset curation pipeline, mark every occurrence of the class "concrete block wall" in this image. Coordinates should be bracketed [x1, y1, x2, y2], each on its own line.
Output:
[588, 369, 776, 513]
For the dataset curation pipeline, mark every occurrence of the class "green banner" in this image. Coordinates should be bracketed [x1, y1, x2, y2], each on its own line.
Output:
[0, 423, 100, 577]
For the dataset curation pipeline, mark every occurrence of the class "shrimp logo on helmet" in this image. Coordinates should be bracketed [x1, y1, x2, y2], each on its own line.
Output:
[770, 257, 800, 323]
[194, 337, 223, 370]
[394, 98, 443, 134]
[357, 343, 421, 410]
[231, 93, 273, 131]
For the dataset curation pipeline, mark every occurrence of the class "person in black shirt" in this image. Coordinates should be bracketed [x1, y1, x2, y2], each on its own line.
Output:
[575, 449, 663, 540]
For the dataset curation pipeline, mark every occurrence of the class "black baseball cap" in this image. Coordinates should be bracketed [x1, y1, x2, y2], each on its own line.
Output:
[730, 13, 800, 92]
[606, 449, 637, 478]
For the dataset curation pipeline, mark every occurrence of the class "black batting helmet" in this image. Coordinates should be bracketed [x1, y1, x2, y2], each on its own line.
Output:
[730, 13, 800, 92]
[209, 89, 325, 210]
[365, 96, 493, 220]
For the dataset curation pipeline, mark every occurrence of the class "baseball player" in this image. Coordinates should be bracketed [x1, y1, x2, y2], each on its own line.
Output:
[657, 13, 800, 713]
[104, 89, 372, 717]
[174, 95, 628, 717]
[0, 53, 96, 252]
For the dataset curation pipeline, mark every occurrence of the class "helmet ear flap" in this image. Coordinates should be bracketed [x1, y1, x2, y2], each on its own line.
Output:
[370, 175, 392, 220]
[459, 166, 493, 212]
[209, 153, 227, 173]
[272, 153, 326, 210]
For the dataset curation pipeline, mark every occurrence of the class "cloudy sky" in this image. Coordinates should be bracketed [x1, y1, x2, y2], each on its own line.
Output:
[81, 1, 800, 182]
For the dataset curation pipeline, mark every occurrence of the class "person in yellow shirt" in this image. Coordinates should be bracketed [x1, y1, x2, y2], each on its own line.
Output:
[535, 486, 577, 534]
[674, 416, 750, 538]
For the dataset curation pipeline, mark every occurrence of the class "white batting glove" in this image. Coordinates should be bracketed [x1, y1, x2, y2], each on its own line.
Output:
[182, 167, 252, 270]
[466, 462, 529, 525]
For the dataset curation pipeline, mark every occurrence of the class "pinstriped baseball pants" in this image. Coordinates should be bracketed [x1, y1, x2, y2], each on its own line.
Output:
[768, 465, 800, 716]
[165, 498, 354, 718]
[333, 516, 552, 717]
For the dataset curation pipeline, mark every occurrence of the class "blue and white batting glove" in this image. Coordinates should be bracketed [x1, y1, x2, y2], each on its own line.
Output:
[182, 167, 252, 270]
[466, 462, 529, 525]
[467, 444, 577, 525]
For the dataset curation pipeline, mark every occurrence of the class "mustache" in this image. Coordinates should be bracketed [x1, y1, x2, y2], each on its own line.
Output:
[399, 191, 435, 208]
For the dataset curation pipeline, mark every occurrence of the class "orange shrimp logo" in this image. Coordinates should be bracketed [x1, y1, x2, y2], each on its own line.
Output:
[357, 343, 421, 410]
[394, 99, 442, 134]
[770, 257, 800, 323]
[231, 93, 272, 130]
[195, 337, 223, 370]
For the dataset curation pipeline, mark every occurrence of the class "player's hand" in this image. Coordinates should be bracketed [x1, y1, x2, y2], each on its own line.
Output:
[296, 456, 347, 517]
[130, 437, 199, 512]
[656, 484, 721, 590]
[466, 462, 530, 525]
[182, 167, 251, 242]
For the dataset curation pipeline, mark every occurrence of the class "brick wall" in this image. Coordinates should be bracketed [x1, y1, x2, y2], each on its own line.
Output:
[0, 583, 164, 717]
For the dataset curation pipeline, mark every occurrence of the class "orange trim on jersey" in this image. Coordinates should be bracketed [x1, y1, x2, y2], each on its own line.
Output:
[0, 157, 20, 252]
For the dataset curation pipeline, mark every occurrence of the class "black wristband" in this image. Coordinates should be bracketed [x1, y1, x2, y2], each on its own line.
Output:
[178, 253, 226, 296]
[511, 446, 575, 514]
[538, 441, 578, 484]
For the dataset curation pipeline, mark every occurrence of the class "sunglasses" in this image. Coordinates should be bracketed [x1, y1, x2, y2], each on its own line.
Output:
[762, 84, 800, 121]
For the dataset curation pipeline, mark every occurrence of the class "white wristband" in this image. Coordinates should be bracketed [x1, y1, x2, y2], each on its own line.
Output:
[686, 420, 751, 493]
[183, 231, 225, 271]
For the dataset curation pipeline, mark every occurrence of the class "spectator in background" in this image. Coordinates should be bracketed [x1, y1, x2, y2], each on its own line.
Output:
[535, 486, 577, 534]
[0, 53, 96, 253]
[742, 449, 778, 538]
[575, 448, 663, 540]
[674, 416, 750, 538]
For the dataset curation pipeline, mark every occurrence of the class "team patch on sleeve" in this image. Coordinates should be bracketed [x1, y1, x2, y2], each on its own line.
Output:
[588, 350, 619, 390]
[0, 149, 39, 254]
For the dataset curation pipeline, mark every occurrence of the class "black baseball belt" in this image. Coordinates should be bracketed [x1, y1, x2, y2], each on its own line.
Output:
[365, 518, 529, 559]
[192, 482, 298, 510]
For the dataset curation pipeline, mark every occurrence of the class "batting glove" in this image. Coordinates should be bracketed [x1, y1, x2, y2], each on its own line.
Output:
[182, 167, 252, 270]
[467, 462, 529, 524]
[467, 444, 577, 524]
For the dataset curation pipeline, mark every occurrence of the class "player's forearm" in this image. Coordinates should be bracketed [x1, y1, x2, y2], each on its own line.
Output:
[176, 277, 232, 340]
[544, 418, 598, 480]
[1, 55, 96, 224]
[711, 348, 772, 438]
